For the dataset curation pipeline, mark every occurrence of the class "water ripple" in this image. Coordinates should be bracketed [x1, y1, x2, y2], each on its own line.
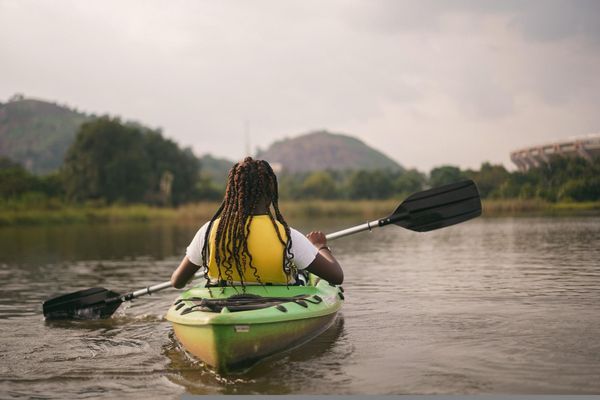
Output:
[1, 217, 599, 396]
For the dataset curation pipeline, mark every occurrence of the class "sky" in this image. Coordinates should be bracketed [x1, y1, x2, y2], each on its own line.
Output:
[1, 0, 599, 171]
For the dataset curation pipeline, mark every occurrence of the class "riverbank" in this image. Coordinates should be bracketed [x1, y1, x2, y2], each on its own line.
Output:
[482, 199, 600, 216]
[0, 199, 599, 226]
[0, 200, 397, 226]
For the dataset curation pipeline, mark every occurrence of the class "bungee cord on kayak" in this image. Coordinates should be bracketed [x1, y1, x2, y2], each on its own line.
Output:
[174, 292, 325, 314]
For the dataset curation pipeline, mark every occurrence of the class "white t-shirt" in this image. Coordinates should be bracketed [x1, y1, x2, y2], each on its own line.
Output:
[186, 221, 318, 270]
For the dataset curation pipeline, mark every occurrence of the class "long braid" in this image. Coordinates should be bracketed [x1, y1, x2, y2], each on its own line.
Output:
[200, 157, 294, 288]
[241, 161, 263, 284]
[203, 162, 238, 285]
[228, 167, 247, 287]
[201, 200, 225, 284]
[261, 161, 295, 279]
[221, 164, 244, 287]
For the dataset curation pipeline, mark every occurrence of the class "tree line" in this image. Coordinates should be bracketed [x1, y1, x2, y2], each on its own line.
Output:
[1, 117, 218, 207]
[274, 157, 599, 202]
[1, 117, 599, 206]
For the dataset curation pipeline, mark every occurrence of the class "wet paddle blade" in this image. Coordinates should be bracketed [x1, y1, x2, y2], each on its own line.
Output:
[43, 287, 123, 320]
[391, 180, 482, 232]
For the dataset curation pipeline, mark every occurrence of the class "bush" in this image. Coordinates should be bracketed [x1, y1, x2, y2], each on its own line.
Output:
[559, 178, 600, 201]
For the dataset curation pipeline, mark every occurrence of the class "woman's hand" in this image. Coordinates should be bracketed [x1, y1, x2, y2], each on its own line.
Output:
[306, 231, 327, 249]
[305, 230, 343, 285]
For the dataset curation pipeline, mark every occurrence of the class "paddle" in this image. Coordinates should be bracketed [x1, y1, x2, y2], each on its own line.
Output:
[42, 271, 206, 320]
[42, 179, 481, 320]
[326, 179, 482, 240]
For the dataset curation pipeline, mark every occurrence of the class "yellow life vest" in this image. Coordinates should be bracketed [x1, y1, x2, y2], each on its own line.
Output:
[206, 215, 290, 284]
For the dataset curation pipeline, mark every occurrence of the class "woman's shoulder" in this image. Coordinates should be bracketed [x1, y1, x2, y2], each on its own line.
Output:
[288, 227, 313, 244]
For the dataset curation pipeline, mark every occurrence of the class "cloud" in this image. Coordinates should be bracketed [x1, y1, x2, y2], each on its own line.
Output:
[1, 0, 599, 171]
[344, 0, 600, 44]
[508, 0, 600, 44]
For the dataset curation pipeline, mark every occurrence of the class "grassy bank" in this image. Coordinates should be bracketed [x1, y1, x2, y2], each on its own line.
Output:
[482, 199, 600, 216]
[0, 204, 181, 226]
[1, 199, 599, 226]
[0, 200, 399, 226]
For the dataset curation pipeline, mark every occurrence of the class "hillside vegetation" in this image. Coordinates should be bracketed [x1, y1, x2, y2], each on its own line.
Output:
[256, 131, 402, 173]
[0, 96, 91, 174]
[199, 154, 235, 184]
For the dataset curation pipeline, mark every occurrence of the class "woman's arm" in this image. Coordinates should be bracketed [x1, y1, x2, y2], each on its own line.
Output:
[305, 231, 344, 285]
[173, 222, 210, 288]
[171, 256, 201, 289]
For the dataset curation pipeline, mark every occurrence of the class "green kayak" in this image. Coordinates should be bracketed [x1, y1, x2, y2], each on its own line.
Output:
[166, 275, 344, 373]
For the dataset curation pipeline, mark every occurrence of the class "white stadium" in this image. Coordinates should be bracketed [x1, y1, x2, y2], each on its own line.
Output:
[510, 134, 600, 171]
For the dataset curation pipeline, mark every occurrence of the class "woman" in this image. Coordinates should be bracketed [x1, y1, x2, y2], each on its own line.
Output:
[171, 157, 343, 289]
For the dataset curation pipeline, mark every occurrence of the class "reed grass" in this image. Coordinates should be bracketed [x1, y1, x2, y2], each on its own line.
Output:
[482, 199, 600, 216]
[0, 204, 179, 226]
[0, 199, 599, 226]
[280, 199, 398, 219]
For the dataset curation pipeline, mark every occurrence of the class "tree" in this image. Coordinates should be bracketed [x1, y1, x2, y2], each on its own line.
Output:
[465, 162, 511, 198]
[298, 171, 337, 199]
[346, 170, 394, 199]
[429, 165, 466, 188]
[194, 176, 223, 201]
[496, 171, 536, 199]
[509, 156, 600, 202]
[395, 169, 426, 195]
[0, 159, 36, 198]
[559, 177, 600, 201]
[62, 117, 150, 203]
[0, 157, 23, 170]
[142, 131, 199, 205]
[62, 117, 200, 205]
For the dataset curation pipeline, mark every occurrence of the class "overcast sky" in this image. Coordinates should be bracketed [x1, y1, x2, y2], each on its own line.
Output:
[1, 0, 599, 171]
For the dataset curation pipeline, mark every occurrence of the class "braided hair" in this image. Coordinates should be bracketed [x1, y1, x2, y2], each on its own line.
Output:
[200, 157, 295, 287]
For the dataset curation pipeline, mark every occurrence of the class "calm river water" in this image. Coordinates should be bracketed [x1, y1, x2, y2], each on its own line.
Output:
[1, 216, 599, 397]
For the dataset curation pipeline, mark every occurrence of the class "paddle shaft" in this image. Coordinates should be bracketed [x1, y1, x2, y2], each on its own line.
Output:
[121, 271, 205, 301]
[325, 212, 408, 241]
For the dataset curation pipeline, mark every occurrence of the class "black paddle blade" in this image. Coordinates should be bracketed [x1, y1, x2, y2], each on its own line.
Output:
[388, 180, 481, 232]
[43, 287, 123, 320]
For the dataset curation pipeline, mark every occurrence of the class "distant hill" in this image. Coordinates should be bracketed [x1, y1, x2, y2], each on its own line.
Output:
[256, 130, 402, 173]
[0, 97, 402, 178]
[0, 96, 92, 174]
[199, 154, 235, 185]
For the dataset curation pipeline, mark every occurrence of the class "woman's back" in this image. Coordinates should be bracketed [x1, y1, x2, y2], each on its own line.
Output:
[201, 216, 289, 284]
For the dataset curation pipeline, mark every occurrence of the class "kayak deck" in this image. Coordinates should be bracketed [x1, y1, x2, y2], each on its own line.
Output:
[166, 278, 344, 373]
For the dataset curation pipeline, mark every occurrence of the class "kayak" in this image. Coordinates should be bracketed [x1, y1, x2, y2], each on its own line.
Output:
[165, 275, 344, 373]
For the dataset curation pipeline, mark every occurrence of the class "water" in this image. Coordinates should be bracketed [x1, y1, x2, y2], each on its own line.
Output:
[1, 217, 599, 397]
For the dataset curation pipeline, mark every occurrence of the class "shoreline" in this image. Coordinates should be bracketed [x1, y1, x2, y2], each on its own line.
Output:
[0, 199, 599, 226]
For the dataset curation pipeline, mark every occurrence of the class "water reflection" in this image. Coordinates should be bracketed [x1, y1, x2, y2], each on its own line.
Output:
[0, 222, 198, 265]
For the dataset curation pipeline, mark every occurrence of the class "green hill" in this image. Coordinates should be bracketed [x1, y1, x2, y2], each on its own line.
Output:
[0, 96, 92, 174]
[199, 154, 236, 185]
[256, 130, 402, 173]
[0, 97, 402, 179]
